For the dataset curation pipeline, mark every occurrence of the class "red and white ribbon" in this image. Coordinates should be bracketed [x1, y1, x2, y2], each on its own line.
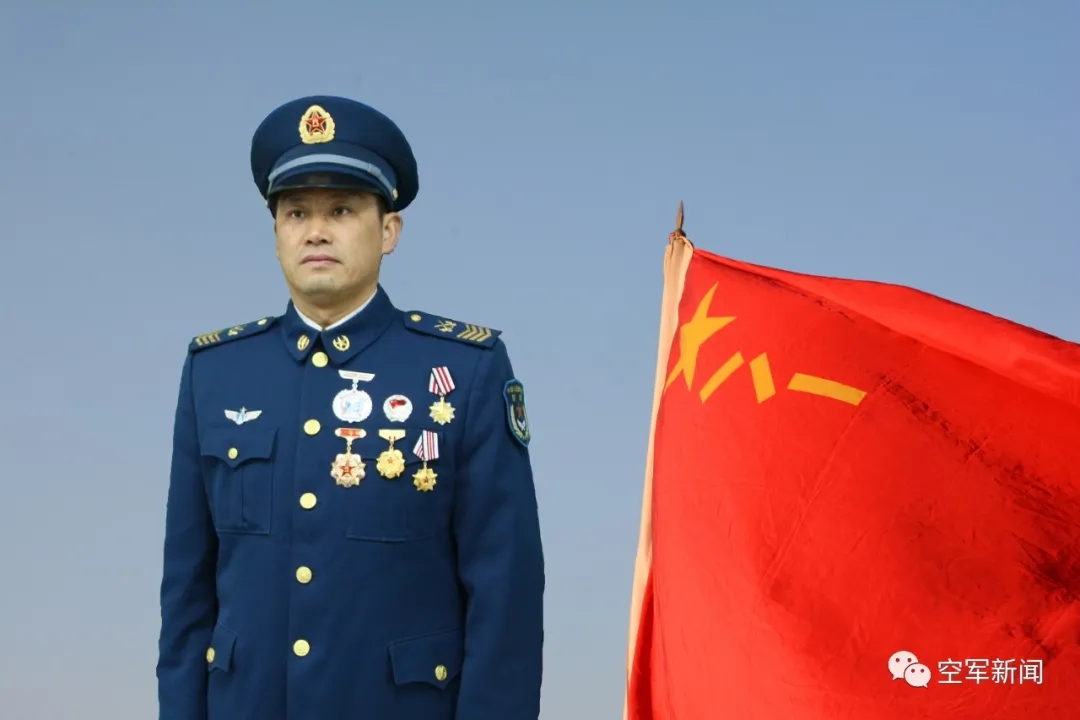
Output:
[428, 367, 455, 396]
[413, 430, 440, 462]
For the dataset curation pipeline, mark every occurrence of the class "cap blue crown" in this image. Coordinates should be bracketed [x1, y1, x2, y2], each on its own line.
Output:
[250, 95, 418, 211]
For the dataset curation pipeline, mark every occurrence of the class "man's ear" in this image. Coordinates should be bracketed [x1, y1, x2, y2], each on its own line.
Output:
[273, 215, 280, 259]
[382, 212, 403, 256]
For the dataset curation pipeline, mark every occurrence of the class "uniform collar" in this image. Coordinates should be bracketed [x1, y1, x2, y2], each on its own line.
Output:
[281, 285, 398, 366]
[294, 290, 375, 331]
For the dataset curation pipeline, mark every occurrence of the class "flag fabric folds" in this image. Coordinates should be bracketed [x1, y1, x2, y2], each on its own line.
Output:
[624, 225, 1080, 719]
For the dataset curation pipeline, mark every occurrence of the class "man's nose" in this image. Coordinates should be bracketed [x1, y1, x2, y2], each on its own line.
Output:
[303, 218, 330, 244]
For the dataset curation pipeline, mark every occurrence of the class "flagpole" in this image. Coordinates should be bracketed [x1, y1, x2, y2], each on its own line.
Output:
[624, 202, 694, 720]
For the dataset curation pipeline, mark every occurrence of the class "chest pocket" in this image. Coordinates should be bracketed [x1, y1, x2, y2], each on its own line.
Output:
[343, 427, 450, 543]
[200, 425, 277, 535]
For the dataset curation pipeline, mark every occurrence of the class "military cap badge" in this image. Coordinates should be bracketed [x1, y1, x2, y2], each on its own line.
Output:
[299, 105, 335, 144]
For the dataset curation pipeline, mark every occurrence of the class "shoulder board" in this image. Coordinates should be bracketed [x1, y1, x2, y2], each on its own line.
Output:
[189, 316, 278, 353]
[403, 311, 501, 348]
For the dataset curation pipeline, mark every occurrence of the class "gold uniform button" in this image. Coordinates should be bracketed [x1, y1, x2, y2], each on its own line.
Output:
[434, 664, 448, 682]
[293, 639, 310, 657]
[296, 566, 312, 584]
[303, 419, 321, 435]
[299, 492, 317, 509]
[227, 447, 238, 460]
[409, 313, 422, 322]
[206, 647, 215, 663]
[311, 351, 329, 368]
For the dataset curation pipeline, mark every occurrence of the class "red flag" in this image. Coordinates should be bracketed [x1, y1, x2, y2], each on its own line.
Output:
[624, 220, 1080, 719]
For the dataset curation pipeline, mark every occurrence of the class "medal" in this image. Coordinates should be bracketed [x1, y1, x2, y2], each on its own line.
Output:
[331, 428, 367, 487]
[376, 429, 407, 479]
[427, 367, 456, 425]
[383, 394, 413, 422]
[412, 430, 439, 492]
[333, 370, 375, 423]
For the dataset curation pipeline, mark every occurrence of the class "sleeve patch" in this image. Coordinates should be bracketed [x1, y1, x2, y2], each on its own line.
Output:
[404, 311, 502, 348]
[503, 379, 530, 447]
[189, 316, 277, 353]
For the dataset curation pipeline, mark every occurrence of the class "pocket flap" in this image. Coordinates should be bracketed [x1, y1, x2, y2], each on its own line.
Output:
[388, 627, 463, 689]
[200, 426, 277, 467]
[207, 623, 237, 673]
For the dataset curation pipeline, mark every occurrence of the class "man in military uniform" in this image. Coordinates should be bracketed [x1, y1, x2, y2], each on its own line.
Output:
[156, 96, 545, 719]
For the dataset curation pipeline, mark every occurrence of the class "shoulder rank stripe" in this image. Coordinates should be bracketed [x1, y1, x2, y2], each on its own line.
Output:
[404, 311, 501, 348]
[189, 316, 278, 352]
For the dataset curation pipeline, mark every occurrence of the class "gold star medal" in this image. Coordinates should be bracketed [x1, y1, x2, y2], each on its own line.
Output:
[412, 430, 439, 492]
[376, 429, 407, 479]
[331, 428, 366, 487]
[427, 366, 456, 425]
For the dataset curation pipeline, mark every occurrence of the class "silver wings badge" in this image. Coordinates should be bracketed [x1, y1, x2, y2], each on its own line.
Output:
[224, 407, 263, 425]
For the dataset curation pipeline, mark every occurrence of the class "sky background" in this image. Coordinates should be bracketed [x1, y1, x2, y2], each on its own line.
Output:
[1, 2, 1077, 718]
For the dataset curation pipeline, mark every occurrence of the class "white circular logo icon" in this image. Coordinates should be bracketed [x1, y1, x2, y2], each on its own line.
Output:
[383, 394, 413, 422]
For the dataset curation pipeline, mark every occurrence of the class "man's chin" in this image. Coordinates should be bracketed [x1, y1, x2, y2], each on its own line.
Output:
[293, 278, 344, 297]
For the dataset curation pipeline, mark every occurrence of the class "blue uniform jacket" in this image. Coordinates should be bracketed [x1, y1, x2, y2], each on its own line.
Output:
[156, 286, 544, 719]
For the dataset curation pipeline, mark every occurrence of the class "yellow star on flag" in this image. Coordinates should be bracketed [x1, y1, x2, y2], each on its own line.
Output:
[665, 283, 736, 392]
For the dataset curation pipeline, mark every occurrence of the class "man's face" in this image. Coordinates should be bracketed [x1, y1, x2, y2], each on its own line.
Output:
[274, 188, 400, 307]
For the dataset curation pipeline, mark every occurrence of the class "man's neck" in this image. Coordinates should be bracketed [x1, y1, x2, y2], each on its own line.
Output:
[293, 287, 377, 330]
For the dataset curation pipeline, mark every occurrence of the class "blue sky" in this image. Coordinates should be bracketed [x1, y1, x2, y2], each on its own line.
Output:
[1, 2, 1077, 718]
